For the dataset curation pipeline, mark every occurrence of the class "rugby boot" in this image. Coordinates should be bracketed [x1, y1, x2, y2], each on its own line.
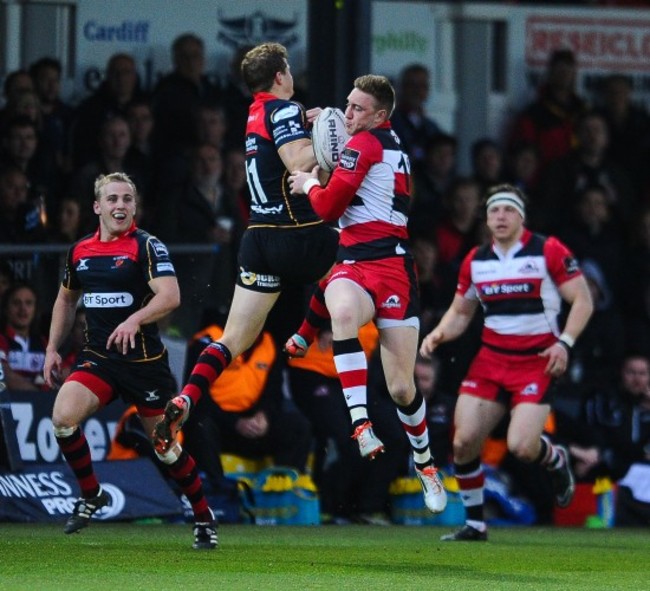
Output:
[284, 333, 308, 358]
[415, 465, 448, 514]
[193, 509, 218, 550]
[64, 487, 110, 534]
[352, 421, 385, 459]
[152, 395, 191, 454]
[440, 524, 488, 542]
[550, 445, 575, 508]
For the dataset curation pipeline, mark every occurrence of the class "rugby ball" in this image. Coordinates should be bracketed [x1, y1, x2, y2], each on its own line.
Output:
[311, 107, 350, 172]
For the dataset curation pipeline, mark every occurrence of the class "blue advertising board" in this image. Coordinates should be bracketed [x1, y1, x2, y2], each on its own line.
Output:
[0, 458, 182, 523]
[0, 389, 126, 469]
[0, 389, 184, 523]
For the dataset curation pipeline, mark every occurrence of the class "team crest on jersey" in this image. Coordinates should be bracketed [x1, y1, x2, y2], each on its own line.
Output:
[271, 104, 300, 123]
[339, 147, 360, 171]
[521, 382, 539, 396]
[381, 295, 401, 309]
[76, 258, 90, 271]
[518, 259, 539, 274]
[111, 255, 128, 269]
[564, 256, 579, 274]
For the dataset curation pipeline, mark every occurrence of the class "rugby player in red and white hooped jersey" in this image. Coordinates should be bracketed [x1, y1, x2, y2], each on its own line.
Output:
[288, 74, 447, 516]
[420, 183, 594, 541]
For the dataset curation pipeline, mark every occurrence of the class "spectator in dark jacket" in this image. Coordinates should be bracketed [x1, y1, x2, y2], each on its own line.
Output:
[70, 53, 145, 168]
[508, 49, 589, 171]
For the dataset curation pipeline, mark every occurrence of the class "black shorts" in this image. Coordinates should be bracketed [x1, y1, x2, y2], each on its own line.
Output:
[67, 349, 177, 414]
[236, 224, 339, 293]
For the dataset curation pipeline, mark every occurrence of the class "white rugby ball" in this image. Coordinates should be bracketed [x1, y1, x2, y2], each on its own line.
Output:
[311, 107, 350, 172]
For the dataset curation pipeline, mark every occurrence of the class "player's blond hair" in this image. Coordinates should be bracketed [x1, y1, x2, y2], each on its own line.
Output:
[94, 172, 137, 201]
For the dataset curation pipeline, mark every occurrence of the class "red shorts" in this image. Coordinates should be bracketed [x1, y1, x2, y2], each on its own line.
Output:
[460, 346, 553, 407]
[326, 257, 420, 328]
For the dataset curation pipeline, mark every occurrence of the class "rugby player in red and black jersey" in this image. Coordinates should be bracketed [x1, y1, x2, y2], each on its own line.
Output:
[152, 44, 338, 455]
[43, 172, 217, 549]
[287, 74, 447, 516]
[420, 183, 594, 541]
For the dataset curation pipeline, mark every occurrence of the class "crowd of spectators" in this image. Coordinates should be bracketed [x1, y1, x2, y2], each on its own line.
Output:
[1, 38, 649, 526]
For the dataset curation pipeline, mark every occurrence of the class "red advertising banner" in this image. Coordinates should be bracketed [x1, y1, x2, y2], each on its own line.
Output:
[526, 15, 650, 72]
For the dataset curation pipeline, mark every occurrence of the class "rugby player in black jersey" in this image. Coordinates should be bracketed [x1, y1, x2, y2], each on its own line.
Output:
[44, 172, 217, 549]
[152, 43, 338, 455]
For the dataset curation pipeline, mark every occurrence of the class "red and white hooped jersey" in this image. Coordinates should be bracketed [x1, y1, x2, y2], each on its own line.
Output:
[306, 122, 412, 262]
[457, 229, 582, 352]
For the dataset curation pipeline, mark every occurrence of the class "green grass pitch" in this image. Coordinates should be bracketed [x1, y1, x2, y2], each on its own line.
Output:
[2, 523, 649, 591]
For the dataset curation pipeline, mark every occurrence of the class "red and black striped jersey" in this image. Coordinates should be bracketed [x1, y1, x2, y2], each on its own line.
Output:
[457, 229, 582, 352]
[62, 225, 175, 361]
[245, 92, 322, 227]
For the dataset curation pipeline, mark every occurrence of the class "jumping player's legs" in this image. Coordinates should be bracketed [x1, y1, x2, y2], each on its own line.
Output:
[159, 222, 330, 420]
[325, 278, 374, 415]
[378, 324, 418, 407]
[153, 286, 280, 453]
[285, 276, 331, 357]
[326, 277, 375, 339]
[220, 286, 281, 355]
[323, 277, 387, 460]
[380, 323, 447, 513]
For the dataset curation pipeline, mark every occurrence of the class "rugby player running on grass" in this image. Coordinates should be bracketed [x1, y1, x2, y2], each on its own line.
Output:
[44, 172, 217, 549]
[420, 183, 593, 540]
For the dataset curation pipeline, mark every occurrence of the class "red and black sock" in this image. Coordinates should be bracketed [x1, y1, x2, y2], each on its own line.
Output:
[181, 342, 232, 407]
[166, 450, 212, 522]
[56, 427, 100, 499]
[296, 279, 330, 344]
